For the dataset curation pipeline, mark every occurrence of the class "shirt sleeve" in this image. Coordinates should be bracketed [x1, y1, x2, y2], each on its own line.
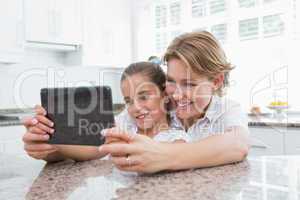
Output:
[114, 109, 137, 134]
[153, 129, 191, 143]
[221, 102, 249, 133]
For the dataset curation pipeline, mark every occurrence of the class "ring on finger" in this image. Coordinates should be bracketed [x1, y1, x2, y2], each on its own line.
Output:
[126, 155, 132, 166]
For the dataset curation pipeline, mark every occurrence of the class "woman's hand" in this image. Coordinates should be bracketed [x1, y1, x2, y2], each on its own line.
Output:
[99, 128, 174, 173]
[22, 105, 61, 161]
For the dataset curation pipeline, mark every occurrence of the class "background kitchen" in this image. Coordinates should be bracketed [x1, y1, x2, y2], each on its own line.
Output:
[0, 0, 300, 159]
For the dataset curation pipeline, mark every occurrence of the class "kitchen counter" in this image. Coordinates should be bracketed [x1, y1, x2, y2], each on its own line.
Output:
[248, 113, 300, 128]
[1, 154, 300, 200]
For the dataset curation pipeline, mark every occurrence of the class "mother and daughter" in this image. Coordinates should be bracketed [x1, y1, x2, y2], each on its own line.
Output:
[22, 31, 250, 173]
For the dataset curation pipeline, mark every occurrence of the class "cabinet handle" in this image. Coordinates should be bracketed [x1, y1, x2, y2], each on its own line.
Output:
[252, 144, 268, 149]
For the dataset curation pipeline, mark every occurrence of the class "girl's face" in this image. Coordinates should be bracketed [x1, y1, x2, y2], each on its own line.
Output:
[121, 74, 167, 132]
[166, 58, 223, 122]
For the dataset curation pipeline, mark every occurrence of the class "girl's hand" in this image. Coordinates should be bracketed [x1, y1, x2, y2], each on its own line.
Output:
[98, 129, 174, 173]
[22, 105, 58, 160]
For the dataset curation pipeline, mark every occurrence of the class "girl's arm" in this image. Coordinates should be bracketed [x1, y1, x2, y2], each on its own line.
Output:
[55, 145, 107, 162]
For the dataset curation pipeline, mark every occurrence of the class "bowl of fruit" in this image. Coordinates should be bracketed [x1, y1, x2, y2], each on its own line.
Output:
[267, 101, 289, 119]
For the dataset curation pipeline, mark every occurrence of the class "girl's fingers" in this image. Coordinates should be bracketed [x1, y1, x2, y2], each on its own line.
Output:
[21, 117, 38, 128]
[28, 126, 47, 135]
[35, 115, 54, 127]
[24, 143, 56, 152]
[103, 128, 136, 143]
[98, 143, 137, 155]
[34, 105, 47, 115]
[22, 131, 49, 143]
[36, 122, 55, 134]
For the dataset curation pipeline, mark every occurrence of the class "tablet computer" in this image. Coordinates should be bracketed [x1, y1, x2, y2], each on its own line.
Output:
[40, 86, 115, 146]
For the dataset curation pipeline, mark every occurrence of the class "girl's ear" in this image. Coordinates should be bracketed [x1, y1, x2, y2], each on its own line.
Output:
[213, 73, 224, 91]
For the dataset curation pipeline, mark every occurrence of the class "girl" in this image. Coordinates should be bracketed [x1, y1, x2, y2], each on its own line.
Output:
[98, 31, 250, 173]
[22, 62, 188, 162]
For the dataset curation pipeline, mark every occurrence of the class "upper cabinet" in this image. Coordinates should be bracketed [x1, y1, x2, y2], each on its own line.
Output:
[0, 0, 24, 63]
[79, 0, 132, 67]
[24, 0, 82, 48]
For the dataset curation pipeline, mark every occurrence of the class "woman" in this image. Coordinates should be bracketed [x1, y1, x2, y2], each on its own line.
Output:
[98, 31, 250, 173]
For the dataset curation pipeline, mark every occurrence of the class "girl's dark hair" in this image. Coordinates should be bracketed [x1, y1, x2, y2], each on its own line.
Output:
[121, 62, 166, 92]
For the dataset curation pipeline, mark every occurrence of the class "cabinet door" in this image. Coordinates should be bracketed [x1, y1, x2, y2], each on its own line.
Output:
[0, 0, 24, 63]
[249, 127, 285, 156]
[54, 0, 82, 45]
[24, 0, 52, 43]
[285, 129, 300, 155]
[25, 0, 82, 45]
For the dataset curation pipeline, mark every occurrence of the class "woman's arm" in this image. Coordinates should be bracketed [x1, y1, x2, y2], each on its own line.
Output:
[165, 126, 250, 170]
[99, 126, 249, 173]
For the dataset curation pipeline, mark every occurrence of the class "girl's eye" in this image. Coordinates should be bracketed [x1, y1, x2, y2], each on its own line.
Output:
[138, 95, 149, 101]
[166, 80, 176, 84]
[125, 100, 133, 105]
[182, 83, 196, 87]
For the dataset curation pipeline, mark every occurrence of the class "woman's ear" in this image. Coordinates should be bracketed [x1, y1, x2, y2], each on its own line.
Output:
[213, 73, 224, 91]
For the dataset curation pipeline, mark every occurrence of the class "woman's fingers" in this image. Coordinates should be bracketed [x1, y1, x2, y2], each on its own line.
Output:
[110, 155, 140, 166]
[23, 131, 49, 143]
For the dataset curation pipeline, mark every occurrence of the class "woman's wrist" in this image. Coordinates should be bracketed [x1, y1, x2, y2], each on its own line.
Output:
[159, 142, 183, 171]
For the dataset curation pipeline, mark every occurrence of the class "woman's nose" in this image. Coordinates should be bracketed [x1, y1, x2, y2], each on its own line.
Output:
[172, 87, 184, 101]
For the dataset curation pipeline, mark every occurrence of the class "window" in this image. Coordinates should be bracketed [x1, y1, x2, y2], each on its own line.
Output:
[263, 0, 277, 3]
[263, 14, 284, 36]
[192, 0, 207, 18]
[170, 2, 181, 25]
[155, 32, 168, 53]
[239, 0, 256, 8]
[209, 0, 226, 15]
[170, 30, 182, 39]
[211, 23, 227, 43]
[155, 5, 167, 28]
[239, 18, 259, 40]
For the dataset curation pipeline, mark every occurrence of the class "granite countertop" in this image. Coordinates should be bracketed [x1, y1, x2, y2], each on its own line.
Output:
[1, 154, 300, 200]
[248, 112, 300, 128]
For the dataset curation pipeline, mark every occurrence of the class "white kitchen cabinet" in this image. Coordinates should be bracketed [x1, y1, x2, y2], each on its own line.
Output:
[24, 0, 82, 48]
[285, 128, 300, 155]
[0, 0, 24, 63]
[79, 0, 132, 67]
[249, 127, 285, 156]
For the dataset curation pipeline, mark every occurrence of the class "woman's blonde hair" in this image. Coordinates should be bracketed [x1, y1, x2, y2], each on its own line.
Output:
[163, 31, 234, 96]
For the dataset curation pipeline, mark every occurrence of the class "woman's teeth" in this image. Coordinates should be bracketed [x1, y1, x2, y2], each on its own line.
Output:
[177, 102, 192, 107]
[136, 114, 146, 119]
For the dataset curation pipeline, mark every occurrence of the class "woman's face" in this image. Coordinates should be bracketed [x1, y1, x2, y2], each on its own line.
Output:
[166, 58, 219, 121]
[121, 74, 167, 131]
